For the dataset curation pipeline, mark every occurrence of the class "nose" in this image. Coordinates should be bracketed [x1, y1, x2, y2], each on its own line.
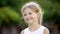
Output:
[26, 14, 30, 18]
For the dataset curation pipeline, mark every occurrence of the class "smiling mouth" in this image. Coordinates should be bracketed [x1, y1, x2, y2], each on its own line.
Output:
[26, 18, 33, 21]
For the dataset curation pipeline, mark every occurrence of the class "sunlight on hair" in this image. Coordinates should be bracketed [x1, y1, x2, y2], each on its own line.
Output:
[21, 1, 44, 25]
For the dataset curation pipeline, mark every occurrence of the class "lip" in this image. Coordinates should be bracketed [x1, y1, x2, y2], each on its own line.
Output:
[26, 18, 31, 21]
[26, 18, 33, 21]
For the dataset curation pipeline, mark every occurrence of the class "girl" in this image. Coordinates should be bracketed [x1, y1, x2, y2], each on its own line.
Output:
[20, 1, 50, 34]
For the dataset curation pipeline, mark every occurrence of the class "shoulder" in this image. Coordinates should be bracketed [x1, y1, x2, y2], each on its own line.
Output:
[20, 30, 24, 34]
[43, 27, 50, 34]
[20, 27, 28, 34]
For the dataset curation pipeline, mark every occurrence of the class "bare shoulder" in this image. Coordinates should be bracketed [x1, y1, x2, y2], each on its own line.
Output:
[20, 27, 28, 34]
[20, 30, 24, 34]
[43, 27, 50, 34]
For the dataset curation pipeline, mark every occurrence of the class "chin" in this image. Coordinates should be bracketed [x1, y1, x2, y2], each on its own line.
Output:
[26, 20, 33, 24]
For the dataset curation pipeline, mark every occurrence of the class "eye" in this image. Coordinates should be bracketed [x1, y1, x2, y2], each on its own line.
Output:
[29, 12, 32, 15]
[24, 14, 27, 16]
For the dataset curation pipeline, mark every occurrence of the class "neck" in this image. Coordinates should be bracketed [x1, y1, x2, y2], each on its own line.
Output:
[28, 22, 41, 32]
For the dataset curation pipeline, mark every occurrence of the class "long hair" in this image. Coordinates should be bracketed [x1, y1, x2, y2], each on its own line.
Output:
[21, 1, 44, 25]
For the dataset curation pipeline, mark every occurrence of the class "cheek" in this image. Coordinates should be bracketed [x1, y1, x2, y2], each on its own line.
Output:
[29, 14, 34, 19]
[32, 14, 37, 18]
[24, 17, 26, 19]
[23, 16, 26, 20]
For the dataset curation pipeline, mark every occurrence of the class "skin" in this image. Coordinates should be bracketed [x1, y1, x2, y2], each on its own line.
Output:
[21, 28, 50, 34]
[21, 8, 49, 34]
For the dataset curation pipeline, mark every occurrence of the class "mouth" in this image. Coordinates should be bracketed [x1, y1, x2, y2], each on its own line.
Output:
[26, 18, 33, 21]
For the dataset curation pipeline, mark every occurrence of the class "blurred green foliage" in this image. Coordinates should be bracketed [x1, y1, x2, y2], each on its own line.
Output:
[0, 0, 60, 27]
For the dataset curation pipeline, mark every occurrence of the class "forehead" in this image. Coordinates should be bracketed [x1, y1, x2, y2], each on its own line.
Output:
[23, 5, 39, 14]
[23, 8, 33, 13]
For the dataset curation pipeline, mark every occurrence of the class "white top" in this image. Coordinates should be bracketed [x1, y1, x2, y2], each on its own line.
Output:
[23, 25, 46, 34]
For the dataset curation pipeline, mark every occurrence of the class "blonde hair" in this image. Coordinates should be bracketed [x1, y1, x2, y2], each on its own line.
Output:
[21, 1, 44, 25]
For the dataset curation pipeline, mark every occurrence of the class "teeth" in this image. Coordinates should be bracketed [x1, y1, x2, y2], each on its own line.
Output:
[26, 19, 30, 21]
[31, 18, 33, 19]
[26, 18, 33, 21]
[27, 18, 31, 21]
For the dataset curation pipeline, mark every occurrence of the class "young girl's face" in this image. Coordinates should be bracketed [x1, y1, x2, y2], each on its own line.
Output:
[22, 8, 39, 24]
